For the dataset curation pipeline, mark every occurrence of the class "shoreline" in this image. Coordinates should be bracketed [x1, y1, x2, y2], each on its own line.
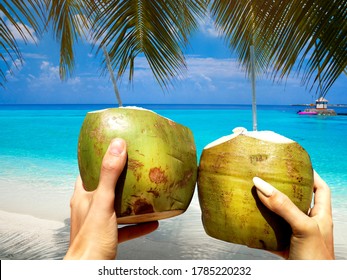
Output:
[0, 177, 73, 222]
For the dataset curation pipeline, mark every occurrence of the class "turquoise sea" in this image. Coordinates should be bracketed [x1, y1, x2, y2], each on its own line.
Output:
[0, 104, 346, 259]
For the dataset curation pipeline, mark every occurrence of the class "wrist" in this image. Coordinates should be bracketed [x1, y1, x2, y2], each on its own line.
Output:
[64, 235, 117, 260]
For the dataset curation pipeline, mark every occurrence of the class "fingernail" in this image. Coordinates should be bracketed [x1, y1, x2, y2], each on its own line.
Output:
[253, 177, 274, 197]
[110, 139, 125, 156]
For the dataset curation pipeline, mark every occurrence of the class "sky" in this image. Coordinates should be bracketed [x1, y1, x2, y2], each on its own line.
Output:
[1, 17, 346, 105]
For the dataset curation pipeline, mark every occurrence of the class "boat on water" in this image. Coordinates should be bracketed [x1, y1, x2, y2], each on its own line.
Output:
[297, 97, 337, 116]
[297, 109, 318, 115]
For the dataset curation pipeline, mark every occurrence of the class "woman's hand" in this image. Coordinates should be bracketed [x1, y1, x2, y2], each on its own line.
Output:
[253, 170, 334, 260]
[64, 138, 158, 260]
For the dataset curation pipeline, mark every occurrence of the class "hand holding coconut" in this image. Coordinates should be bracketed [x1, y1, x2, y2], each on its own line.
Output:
[254, 171, 335, 260]
[198, 128, 335, 259]
[64, 138, 158, 260]
[65, 129, 334, 260]
[78, 107, 197, 224]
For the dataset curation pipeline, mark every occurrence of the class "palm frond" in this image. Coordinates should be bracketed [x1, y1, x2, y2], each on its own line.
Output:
[0, 0, 45, 87]
[210, 0, 347, 96]
[209, 1, 268, 76]
[45, 0, 96, 80]
[92, 0, 207, 89]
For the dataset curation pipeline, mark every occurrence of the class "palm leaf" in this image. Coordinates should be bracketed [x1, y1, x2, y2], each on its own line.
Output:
[210, 1, 268, 76]
[210, 0, 347, 96]
[0, 0, 45, 87]
[91, 0, 207, 89]
[45, 0, 96, 80]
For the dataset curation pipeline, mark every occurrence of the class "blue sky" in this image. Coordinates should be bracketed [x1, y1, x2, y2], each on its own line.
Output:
[1, 17, 346, 105]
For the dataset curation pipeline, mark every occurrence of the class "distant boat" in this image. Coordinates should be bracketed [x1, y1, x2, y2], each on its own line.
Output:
[297, 109, 318, 115]
[297, 97, 337, 116]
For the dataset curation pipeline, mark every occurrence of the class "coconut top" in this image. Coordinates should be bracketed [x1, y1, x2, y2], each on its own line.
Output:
[88, 106, 175, 122]
[88, 106, 150, 114]
[204, 127, 294, 149]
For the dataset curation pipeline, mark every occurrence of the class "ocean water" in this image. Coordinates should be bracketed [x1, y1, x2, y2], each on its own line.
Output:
[0, 104, 346, 259]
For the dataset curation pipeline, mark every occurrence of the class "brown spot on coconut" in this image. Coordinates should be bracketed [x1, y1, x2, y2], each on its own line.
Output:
[133, 198, 154, 215]
[197, 127, 313, 251]
[149, 167, 168, 184]
[78, 106, 197, 224]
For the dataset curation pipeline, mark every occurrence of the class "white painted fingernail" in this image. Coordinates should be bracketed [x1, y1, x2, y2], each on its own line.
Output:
[253, 177, 274, 197]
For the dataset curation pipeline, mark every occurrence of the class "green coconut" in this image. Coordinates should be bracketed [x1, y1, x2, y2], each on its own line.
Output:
[78, 107, 197, 224]
[197, 127, 314, 251]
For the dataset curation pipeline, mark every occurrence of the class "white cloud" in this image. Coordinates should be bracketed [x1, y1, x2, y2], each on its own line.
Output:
[67, 76, 81, 85]
[1, 9, 38, 43]
[12, 58, 24, 70]
[23, 53, 48, 60]
[26, 61, 59, 86]
[6, 20, 38, 44]
[182, 57, 246, 93]
[40, 61, 59, 77]
[185, 57, 244, 79]
[198, 16, 221, 38]
[191, 73, 217, 91]
[126, 56, 244, 83]
[108, 55, 247, 98]
[28, 61, 81, 88]
[5, 59, 25, 80]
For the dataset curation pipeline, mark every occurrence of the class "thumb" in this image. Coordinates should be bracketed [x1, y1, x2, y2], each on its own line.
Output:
[252, 177, 310, 232]
[97, 138, 127, 194]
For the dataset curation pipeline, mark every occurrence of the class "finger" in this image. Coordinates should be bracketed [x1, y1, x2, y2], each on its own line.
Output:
[98, 138, 127, 194]
[74, 175, 86, 194]
[118, 221, 159, 243]
[311, 171, 334, 255]
[311, 170, 332, 215]
[71, 175, 93, 204]
[70, 176, 94, 243]
[253, 177, 310, 232]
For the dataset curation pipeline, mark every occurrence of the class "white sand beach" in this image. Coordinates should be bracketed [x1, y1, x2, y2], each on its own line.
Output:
[0, 210, 69, 260]
[1, 193, 346, 260]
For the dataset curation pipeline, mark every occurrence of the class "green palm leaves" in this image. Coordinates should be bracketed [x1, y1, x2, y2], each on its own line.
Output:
[210, 0, 347, 97]
[1, 0, 44, 87]
[1, 0, 346, 97]
[91, 0, 206, 88]
[46, 0, 92, 80]
[1, 0, 206, 88]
